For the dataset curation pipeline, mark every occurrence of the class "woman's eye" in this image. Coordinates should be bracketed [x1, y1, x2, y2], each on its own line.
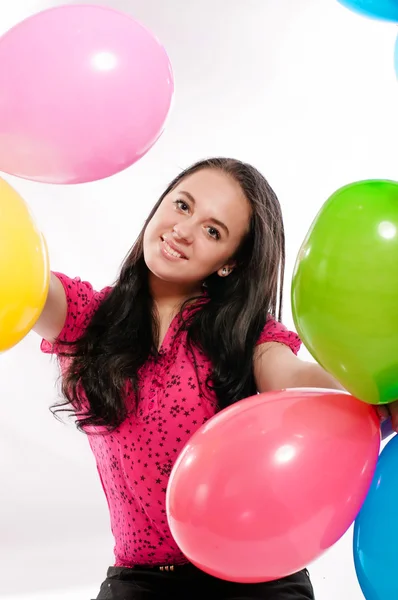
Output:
[174, 199, 189, 212]
[207, 226, 220, 240]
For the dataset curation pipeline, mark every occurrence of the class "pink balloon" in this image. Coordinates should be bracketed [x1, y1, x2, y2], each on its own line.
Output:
[166, 389, 380, 583]
[0, 5, 174, 184]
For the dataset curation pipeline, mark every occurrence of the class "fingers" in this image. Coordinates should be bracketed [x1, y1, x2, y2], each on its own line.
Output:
[377, 401, 398, 433]
[376, 405, 390, 422]
[389, 401, 398, 432]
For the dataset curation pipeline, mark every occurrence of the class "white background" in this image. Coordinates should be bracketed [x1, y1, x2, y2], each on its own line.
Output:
[1, 1, 397, 598]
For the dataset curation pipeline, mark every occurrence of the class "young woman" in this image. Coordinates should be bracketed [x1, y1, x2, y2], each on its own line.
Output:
[34, 157, 343, 599]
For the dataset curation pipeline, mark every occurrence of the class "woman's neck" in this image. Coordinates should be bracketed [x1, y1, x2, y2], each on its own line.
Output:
[148, 272, 203, 316]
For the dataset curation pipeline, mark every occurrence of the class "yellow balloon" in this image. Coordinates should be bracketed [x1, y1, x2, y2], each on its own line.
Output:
[0, 178, 49, 352]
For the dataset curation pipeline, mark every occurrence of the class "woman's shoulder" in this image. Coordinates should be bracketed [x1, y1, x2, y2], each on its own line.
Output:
[40, 272, 113, 354]
[256, 315, 301, 355]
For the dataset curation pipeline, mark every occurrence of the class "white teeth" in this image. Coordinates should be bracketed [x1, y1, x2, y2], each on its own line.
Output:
[163, 239, 183, 258]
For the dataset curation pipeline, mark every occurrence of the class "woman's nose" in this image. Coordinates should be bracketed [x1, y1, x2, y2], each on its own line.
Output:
[172, 223, 194, 243]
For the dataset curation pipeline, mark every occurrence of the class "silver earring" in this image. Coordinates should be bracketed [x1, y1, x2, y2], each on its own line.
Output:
[222, 267, 228, 276]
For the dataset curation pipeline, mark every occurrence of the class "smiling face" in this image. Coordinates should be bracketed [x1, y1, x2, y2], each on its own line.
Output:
[143, 168, 252, 289]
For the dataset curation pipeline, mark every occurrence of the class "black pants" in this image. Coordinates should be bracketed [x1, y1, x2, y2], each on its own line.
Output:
[94, 563, 315, 599]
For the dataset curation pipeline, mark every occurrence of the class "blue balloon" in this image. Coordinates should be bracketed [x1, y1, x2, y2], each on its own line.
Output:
[353, 434, 398, 599]
[337, 0, 398, 21]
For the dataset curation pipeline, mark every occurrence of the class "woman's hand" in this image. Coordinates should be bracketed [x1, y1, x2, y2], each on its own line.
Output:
[376, 401, 398, 432]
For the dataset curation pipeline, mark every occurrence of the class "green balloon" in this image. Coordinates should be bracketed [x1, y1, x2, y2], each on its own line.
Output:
[291, 180, 398, 405]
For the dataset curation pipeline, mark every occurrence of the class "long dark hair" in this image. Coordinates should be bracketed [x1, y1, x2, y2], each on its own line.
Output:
[52, 157, 285, 433]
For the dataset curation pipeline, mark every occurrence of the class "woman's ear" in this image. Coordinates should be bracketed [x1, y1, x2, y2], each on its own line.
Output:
[217, 262, 235, 277]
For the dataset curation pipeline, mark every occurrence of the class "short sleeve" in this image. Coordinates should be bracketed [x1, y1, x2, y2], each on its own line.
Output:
[40, 272, 110, 355]
[256, 317, 301, 355]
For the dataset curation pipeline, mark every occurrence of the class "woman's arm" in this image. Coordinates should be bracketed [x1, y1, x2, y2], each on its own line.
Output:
[32, 273, 67, 343]
[253, 342, 398, 432]
[253, 342, 344, 393]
